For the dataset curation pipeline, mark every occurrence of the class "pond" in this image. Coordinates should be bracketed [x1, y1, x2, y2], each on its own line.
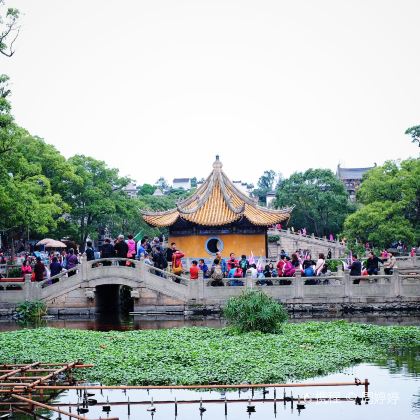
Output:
[4, 346, 420, 419]
[1, 313, 419, 419]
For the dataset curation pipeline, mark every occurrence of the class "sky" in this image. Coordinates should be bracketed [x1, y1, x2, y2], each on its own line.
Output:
[1, 0, 419, 186]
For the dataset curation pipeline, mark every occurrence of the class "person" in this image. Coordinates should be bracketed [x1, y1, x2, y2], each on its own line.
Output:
[315, 253, 326, 276]
[327, 248, 332, 259]
[383, 252, 397, 275]
[136, 239, 147, 260]
[49, 256, 62, 282]
[85, 241, 95, 262]
[33, 257, 45, 282]
[280, 249, 287, 259]
[227, 253, 238, 272]
[198, 259, 209, 278]
[190, 260, 199, 280]
[152, 245, 167, 274]
[101, 239, 114, 266]
[410, 247, 416, 257]
[263, 264, 272, 278]
[114, 235, 129, 266]
[248, 263, 258, 279]
[215, 252, 227, 276]
[291, 253, 301, 269]
[126, 234, 136, 260]
[238, 255, 249, 278]
[276, 257, 285, 277]
[66, 248, 79, 276]
[366, 252, 382, 275]
[227, 264, 237, 278]
[143, 254, 154, 267]
[21, 259, 32, 276]
[302, 256, 315, 277]
[165, 242, 177, 265]
[172, 249, 185, 280]
[349, 254, 362, 276]
[210, 259, 224, 286]
[283, 256, 295, 277]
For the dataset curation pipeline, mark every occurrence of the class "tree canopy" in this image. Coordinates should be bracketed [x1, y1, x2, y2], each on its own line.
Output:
[405, 125, 420, 147]
[343, 158, 420, 248]
[275, 168, 354, 237]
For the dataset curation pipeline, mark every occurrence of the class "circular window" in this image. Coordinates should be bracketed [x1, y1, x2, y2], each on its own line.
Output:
[205, 237, 224, 255]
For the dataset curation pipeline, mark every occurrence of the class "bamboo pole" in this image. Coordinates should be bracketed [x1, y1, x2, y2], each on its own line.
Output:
[11, 394, 90, 420]
[30, 380, 369, 391]
[0, 362, 39, 381]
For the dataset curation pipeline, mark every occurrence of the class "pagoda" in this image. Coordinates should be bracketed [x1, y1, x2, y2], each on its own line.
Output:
[142, 156, 293, 258]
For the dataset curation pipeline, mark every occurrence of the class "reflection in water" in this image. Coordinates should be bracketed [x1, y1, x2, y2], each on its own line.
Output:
[0, 310, 420, 332]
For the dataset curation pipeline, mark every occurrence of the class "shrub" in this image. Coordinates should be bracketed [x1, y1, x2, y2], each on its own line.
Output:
[15, 301, 47, 321]
[6, 267, 22, 278]
[223, 290, 288, 333]
[267, 234, 280, 243]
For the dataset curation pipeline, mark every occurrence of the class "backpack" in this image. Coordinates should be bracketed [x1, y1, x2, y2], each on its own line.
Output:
[304, 266, 315, 277]
[234, 268, 243, 278]
[212, 265, 223, 280]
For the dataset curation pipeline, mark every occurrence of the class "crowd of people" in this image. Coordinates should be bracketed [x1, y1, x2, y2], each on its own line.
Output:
[0, 233, 414, 286]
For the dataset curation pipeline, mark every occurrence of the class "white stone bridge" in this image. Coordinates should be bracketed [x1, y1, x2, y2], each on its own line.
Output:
[0, 257, 419, 314]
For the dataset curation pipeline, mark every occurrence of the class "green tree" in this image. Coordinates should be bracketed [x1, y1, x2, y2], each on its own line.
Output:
[343, 158, 420, 248]
[253, 170, 279, 205]
[275, 169, 353, 236]
[137, 183, 156, 196]
[0, 1, 20, 57]
[343, 202, 415, 249]
[62, 155, 131, 245]
[405, 125, 420, 147]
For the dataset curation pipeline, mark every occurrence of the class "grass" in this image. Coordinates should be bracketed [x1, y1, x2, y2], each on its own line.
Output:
[0, 321, 418, 385]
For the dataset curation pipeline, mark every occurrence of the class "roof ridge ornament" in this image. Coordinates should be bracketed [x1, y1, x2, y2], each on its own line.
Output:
[213, 154, 223, 171]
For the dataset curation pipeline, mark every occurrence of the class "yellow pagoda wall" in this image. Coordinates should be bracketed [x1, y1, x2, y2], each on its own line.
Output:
[169, 233, 267, 258]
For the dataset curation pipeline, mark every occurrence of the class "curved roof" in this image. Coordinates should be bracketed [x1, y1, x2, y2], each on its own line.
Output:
[142, 156, 293, 227]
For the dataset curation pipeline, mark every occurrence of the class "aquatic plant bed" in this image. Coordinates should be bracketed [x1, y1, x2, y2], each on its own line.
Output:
[0, 321, 419, 385]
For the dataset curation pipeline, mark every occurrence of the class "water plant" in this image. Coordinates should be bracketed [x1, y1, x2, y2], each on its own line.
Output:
[223, 290, 288, 333]
[0, 321, 418, 385]
[15, 300, 47, 322]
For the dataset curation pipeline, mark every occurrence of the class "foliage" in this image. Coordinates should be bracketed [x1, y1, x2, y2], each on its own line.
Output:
[15, 301, 47, 321]
[61, 155, 131, 245]
[343, 159, 420, 248]
[0, 322, 419, 385]
[405, 125, 420, 147]
[275, 169, 354, 237]
[253, 170, 280, 205]
[325, 259, 342, 272]
[267, 234, 280, 243]
[137, 183, 156, 196]
[0, 1, 20, 57]
[6, 266, 21, 277]
[223, 290, 288, 333]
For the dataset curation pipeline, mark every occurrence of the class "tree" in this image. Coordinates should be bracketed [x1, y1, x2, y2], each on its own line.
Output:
[405, 125, 420, 147]
[62, 155, 131, 245]
[343, 202, 415, 249]
[343, 158, 420, 248]
[0, 1, 20, 57]
[275, 169, 354, 236]
[137, 183, 156, 196]
[253, 170, 280, 205]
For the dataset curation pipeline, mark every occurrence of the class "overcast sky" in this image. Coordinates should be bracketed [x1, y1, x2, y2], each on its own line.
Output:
[2, 0, 419, 186]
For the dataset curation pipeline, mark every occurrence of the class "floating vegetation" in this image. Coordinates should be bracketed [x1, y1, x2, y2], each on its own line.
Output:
[0, 321, 419, 385]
